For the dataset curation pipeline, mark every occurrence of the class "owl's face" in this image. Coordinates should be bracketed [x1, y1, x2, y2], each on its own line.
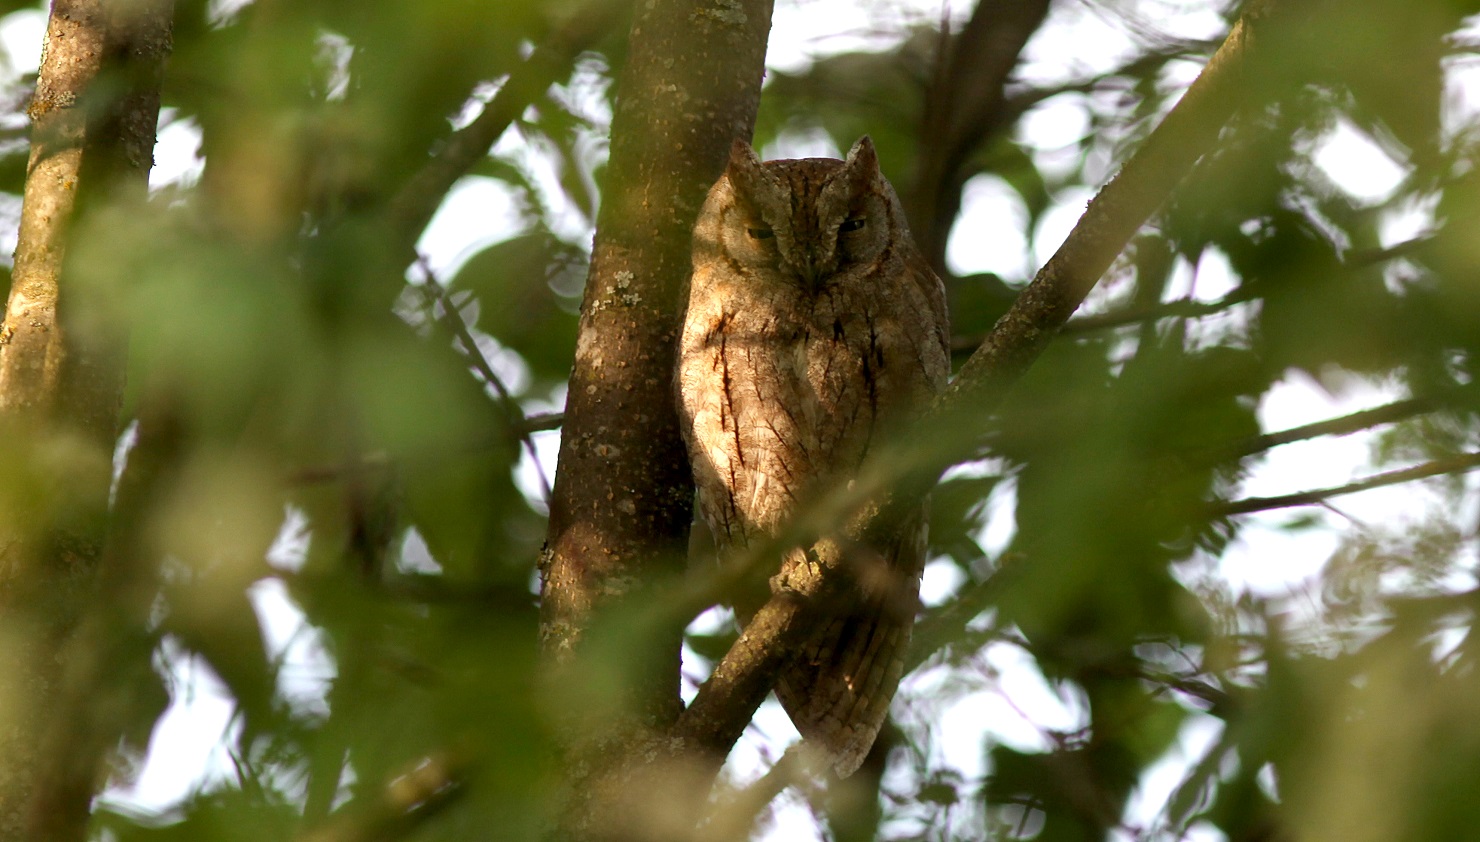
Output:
[696, 136, 899, 290]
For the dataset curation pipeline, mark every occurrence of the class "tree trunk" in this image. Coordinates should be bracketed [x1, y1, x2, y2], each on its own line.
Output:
[0, 1, 173, 839]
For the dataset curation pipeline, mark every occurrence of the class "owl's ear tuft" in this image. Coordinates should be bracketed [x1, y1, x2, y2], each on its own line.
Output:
[729, 138, 761, 164]
[844, 136, 880, 180]
[726, 139, 767, 187]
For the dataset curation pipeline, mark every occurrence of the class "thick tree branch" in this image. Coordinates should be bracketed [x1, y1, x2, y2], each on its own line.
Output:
[540, 0, 773, 673]
[674, 595, 809, 758]
[1, 0, 170, 431]
[670, 535, 876, 785]
[544, 0, 775, 662]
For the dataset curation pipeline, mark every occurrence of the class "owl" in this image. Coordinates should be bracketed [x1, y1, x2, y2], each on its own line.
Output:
[677, 137, 950, 777]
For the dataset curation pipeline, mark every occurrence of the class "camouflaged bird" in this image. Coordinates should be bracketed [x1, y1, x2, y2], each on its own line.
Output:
[677, 137, 949, 776]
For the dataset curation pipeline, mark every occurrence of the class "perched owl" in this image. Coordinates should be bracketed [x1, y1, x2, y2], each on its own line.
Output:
[677, 137, 950, 777]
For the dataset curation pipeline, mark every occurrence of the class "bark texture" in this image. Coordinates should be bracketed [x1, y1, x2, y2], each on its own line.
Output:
[0, 1, 173, 839]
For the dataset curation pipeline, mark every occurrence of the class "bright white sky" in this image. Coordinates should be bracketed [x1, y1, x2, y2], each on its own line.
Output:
[1, 1, 1473, 838]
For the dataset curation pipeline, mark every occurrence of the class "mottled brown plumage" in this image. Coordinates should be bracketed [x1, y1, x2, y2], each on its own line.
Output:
[677, 137, 949, 776]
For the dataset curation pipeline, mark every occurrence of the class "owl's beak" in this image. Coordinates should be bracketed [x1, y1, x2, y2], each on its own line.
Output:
[798, 252, 832, 291]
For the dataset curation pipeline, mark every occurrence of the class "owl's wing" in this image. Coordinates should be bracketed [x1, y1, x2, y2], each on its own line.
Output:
[905, 247, 952, 384]
[772, 504, 928, 777]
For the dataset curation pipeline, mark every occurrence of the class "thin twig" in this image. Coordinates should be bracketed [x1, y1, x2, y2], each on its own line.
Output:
[1065, 289, 1253, 335]
[1225, 395, 1444, 459]
[996, 38, 1220, 128]
[414, 257, 552, 502]
[287, 450, 393, 485]
[415, 260, 515, 404]
[948, 288, 1254, 352]
[703, 745, 813, 842]
[1215, 452, 1480, 516]
[906, 560, 1020, 673]
[386, 0, 629, 250]
[298, 751, 470, 842]
[1346, 234, 1434, 266]
[521, 411, 564, 434]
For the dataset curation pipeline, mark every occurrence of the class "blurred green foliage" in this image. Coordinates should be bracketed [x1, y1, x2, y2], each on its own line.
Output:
[4, 0, 1480, 839]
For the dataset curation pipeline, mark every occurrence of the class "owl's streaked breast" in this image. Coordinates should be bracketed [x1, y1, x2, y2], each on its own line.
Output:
[680, 256, 935, 543]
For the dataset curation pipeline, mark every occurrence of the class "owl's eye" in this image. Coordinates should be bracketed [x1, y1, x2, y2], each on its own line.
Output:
[839, 218, 866, 233]
[747, 227, 774, 240]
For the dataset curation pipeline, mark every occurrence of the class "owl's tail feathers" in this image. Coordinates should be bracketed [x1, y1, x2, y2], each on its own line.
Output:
[773, 606, 910, 778]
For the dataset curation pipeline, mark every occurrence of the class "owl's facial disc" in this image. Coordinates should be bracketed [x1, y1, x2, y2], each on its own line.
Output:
[717, 136, 895, 290]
